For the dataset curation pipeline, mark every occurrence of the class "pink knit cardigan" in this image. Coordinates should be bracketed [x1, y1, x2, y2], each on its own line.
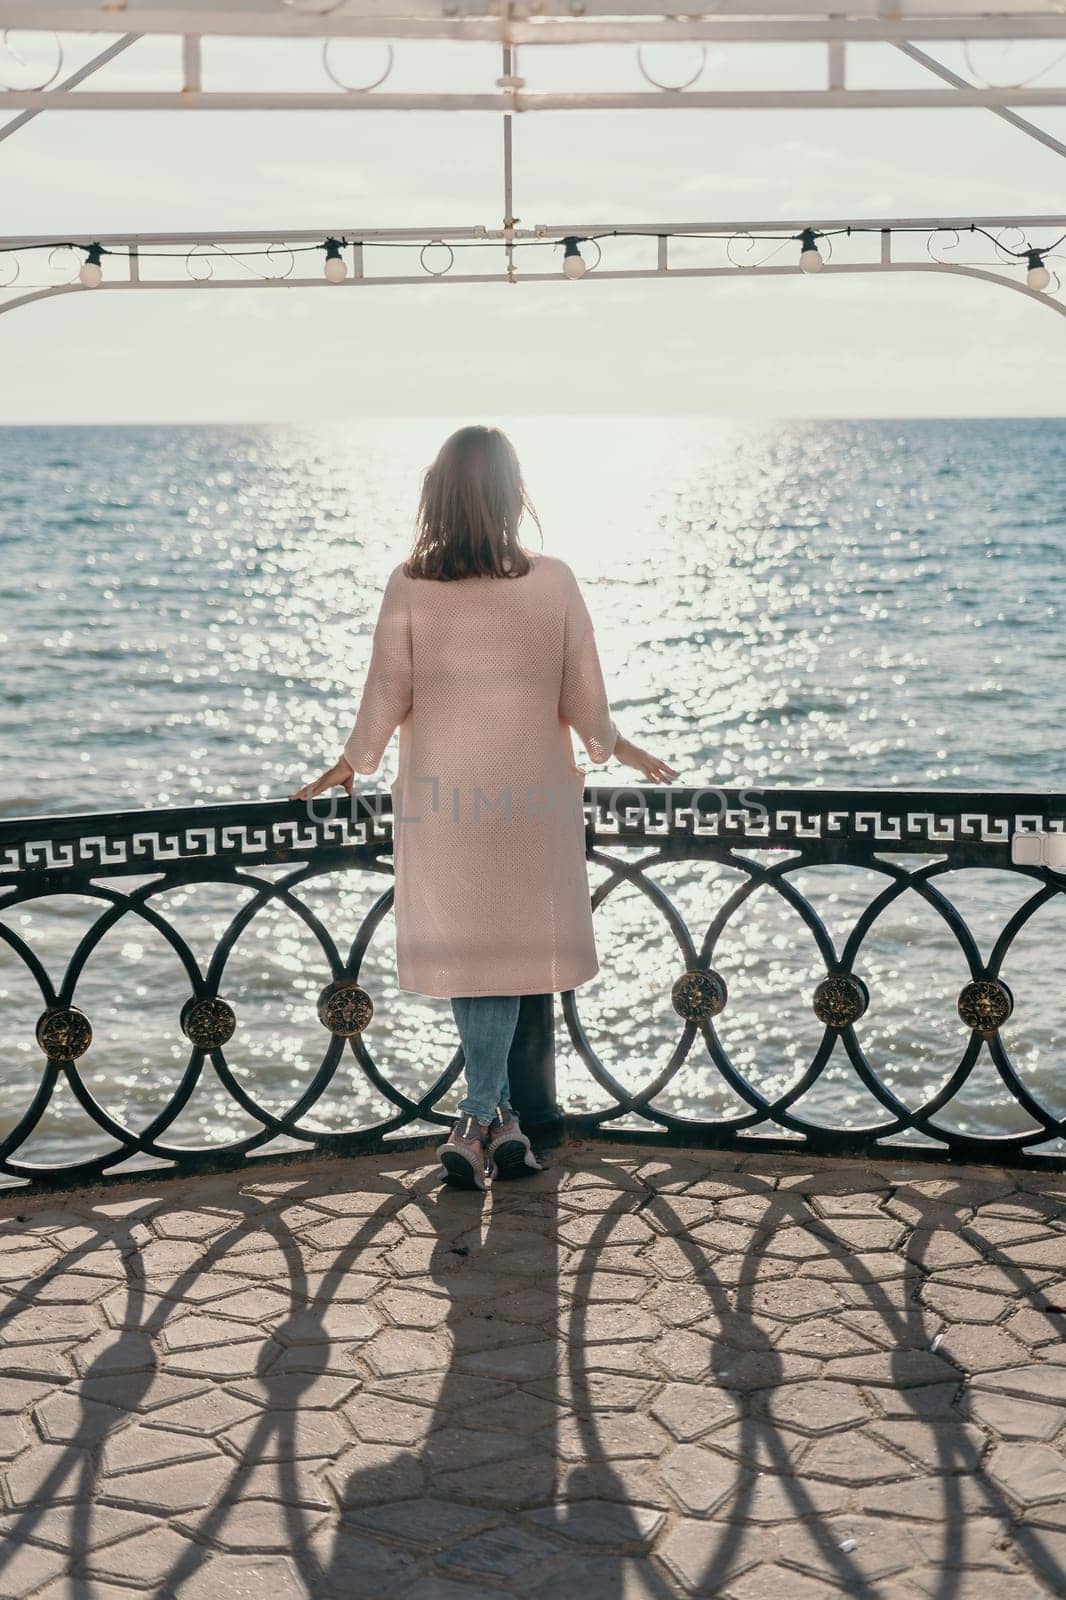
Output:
[342, 553, 618, 998]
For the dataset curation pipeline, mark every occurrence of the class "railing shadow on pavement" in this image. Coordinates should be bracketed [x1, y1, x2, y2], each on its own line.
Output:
[0, 1152, 1062, 1597]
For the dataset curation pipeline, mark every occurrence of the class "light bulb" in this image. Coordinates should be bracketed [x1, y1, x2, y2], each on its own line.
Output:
[1026, 250, 1051, 292]
[562, 236, 587, 279]
[79, 244, 104, 288]
[798, 229, 823, 274]
[323, 238, 348, 283]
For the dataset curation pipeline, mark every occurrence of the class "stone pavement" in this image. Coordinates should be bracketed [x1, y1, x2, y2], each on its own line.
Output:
[0, 1141, 1064, 1599]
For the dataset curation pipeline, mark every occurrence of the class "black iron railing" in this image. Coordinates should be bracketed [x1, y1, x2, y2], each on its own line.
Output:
[2, 786, 1066, 1187]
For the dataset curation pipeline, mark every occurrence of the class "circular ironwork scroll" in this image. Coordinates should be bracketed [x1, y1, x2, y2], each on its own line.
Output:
[180, 995, 237, 1051]
[813, 973, 870, 1029]
[322, 39, 395, 93]
[419, 240, 455, 278]
[957, 977, 1014, 1037]
[36, 1005, 92, 1060]
[672, 968, 728, 1022]
[317, 978, 374, 1037]
[636, 44, 708, 92]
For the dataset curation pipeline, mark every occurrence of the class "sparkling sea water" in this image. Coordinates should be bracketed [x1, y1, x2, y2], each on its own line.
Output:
[2, 417, 1065, 1163]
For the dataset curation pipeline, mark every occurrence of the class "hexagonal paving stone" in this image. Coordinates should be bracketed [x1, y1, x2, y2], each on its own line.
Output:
[276, 1304, 381, 1345]
[869, 1419, 988, 1471]
[0, 1376, 54, 1413]
[966, 1390, 1065, 1442]
[343, 1497, 494, 1547]
[378, 1288, 448, 1328]
[799, 1429, 912, 1485]
[99, 1453, 235, 1513]
[777, 1317, 883, 1361]
[774, 1513, 918, 1584]
[569, 1304, 660, 1344]
[658, 1517, 764, 1592]
[325, 1442, 425, 1509]
[649, 1329, 715, 1381]
[103, 1424, 217, 1475]
[424, 1426, 526, 1473]
[163, 1338, 272, 1380]
[154, 1208, 242, 1241]
[436, 1523, 559, 1580]
[661, 1442, 744, 1515]
[229, 1372, 360, 1411]
[84, 1524, 201, 1584]
[457, 1338, 557, 1382]
[933, 1324, 1031, 1375]
[748, 1280, 841, 1321]
[0, 1538, 68, 1597]
[4, 1443, 92, 1507]
[753, 1379, 870, 1436]
[0, 1305, 101, 1345]
[224, 1410, 350, 1461]
[172, 1551, 313, 1600]
[988, 1441, 1066, 1506]
[182, 1498, 329, 1553]
[556, 1414, 670, 1462]
[361, 1329, 451, 1379]
[529, 1500, 664, 1547]
[973, 1363, 1066, 1402]
[429, 1454, 557, 1508]
[651, 1381, 740, 1442]
[344, 1393, 432, 1447]
[522, 1552, 667, 1599]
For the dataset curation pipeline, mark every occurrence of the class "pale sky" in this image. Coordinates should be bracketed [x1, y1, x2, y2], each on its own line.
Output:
[1, 31, 1065, 419]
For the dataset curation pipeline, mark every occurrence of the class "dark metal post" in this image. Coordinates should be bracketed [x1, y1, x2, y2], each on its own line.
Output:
[507, 993, 564, 1147]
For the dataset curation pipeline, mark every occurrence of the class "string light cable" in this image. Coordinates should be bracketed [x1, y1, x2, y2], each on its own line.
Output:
[0, 224, 1062, 290]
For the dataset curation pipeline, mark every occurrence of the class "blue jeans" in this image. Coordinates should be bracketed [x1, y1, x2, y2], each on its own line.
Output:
[452, 995, 520, 1125]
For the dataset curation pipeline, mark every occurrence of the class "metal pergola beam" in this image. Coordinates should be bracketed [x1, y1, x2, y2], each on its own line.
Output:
[1, 216, 1062, 322]
[896, 40, 1066, 158]
[0, 30, 138, 146]
[4, 17, 1066, 41]
[2, 260, 1063, 321]
[5, 0, 1066, 33]
[5, 87, 1066, 111]
[1, 215, 1062, 247]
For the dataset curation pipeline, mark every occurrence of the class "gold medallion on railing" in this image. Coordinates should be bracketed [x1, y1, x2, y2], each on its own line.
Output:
[317, 979, 374, 1037]
[957, 977, 1013, 1037]
[671, 968, 728, 1022]
[813, 973, 870, 1029]
[35, 1005, 93, 1060]
[180, 996, 237, 1050]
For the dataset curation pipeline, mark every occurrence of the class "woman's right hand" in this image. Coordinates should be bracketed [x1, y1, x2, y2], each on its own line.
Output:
[614, 735, 678, 784]
[290, 755, 355, 802]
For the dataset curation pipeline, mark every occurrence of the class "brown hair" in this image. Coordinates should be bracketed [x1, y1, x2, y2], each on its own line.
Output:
[404, 425, 540, 581]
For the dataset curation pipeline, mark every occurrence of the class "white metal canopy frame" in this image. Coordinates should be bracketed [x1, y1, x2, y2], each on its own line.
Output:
[0, 216, 1064, 320]
[2, 4, 1066, 337]
[4, 0, 1066, 117]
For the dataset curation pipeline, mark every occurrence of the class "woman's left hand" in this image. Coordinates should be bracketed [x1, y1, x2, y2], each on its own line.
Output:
[614, 735, 678, 784]
[290, 755, 354, 801]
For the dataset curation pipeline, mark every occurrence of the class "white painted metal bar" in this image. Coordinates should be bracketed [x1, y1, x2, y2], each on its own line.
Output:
[827, 38, 846, 90]
[6, 87, 1066, 110]
[3, 6, 1066, 42]
[1, 261, 1062, 321]
[5, 0, 1066, 26]
[1, 216, 1060, 249]
[181, 34, 202, 94]
[0, 31, 139, 147]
